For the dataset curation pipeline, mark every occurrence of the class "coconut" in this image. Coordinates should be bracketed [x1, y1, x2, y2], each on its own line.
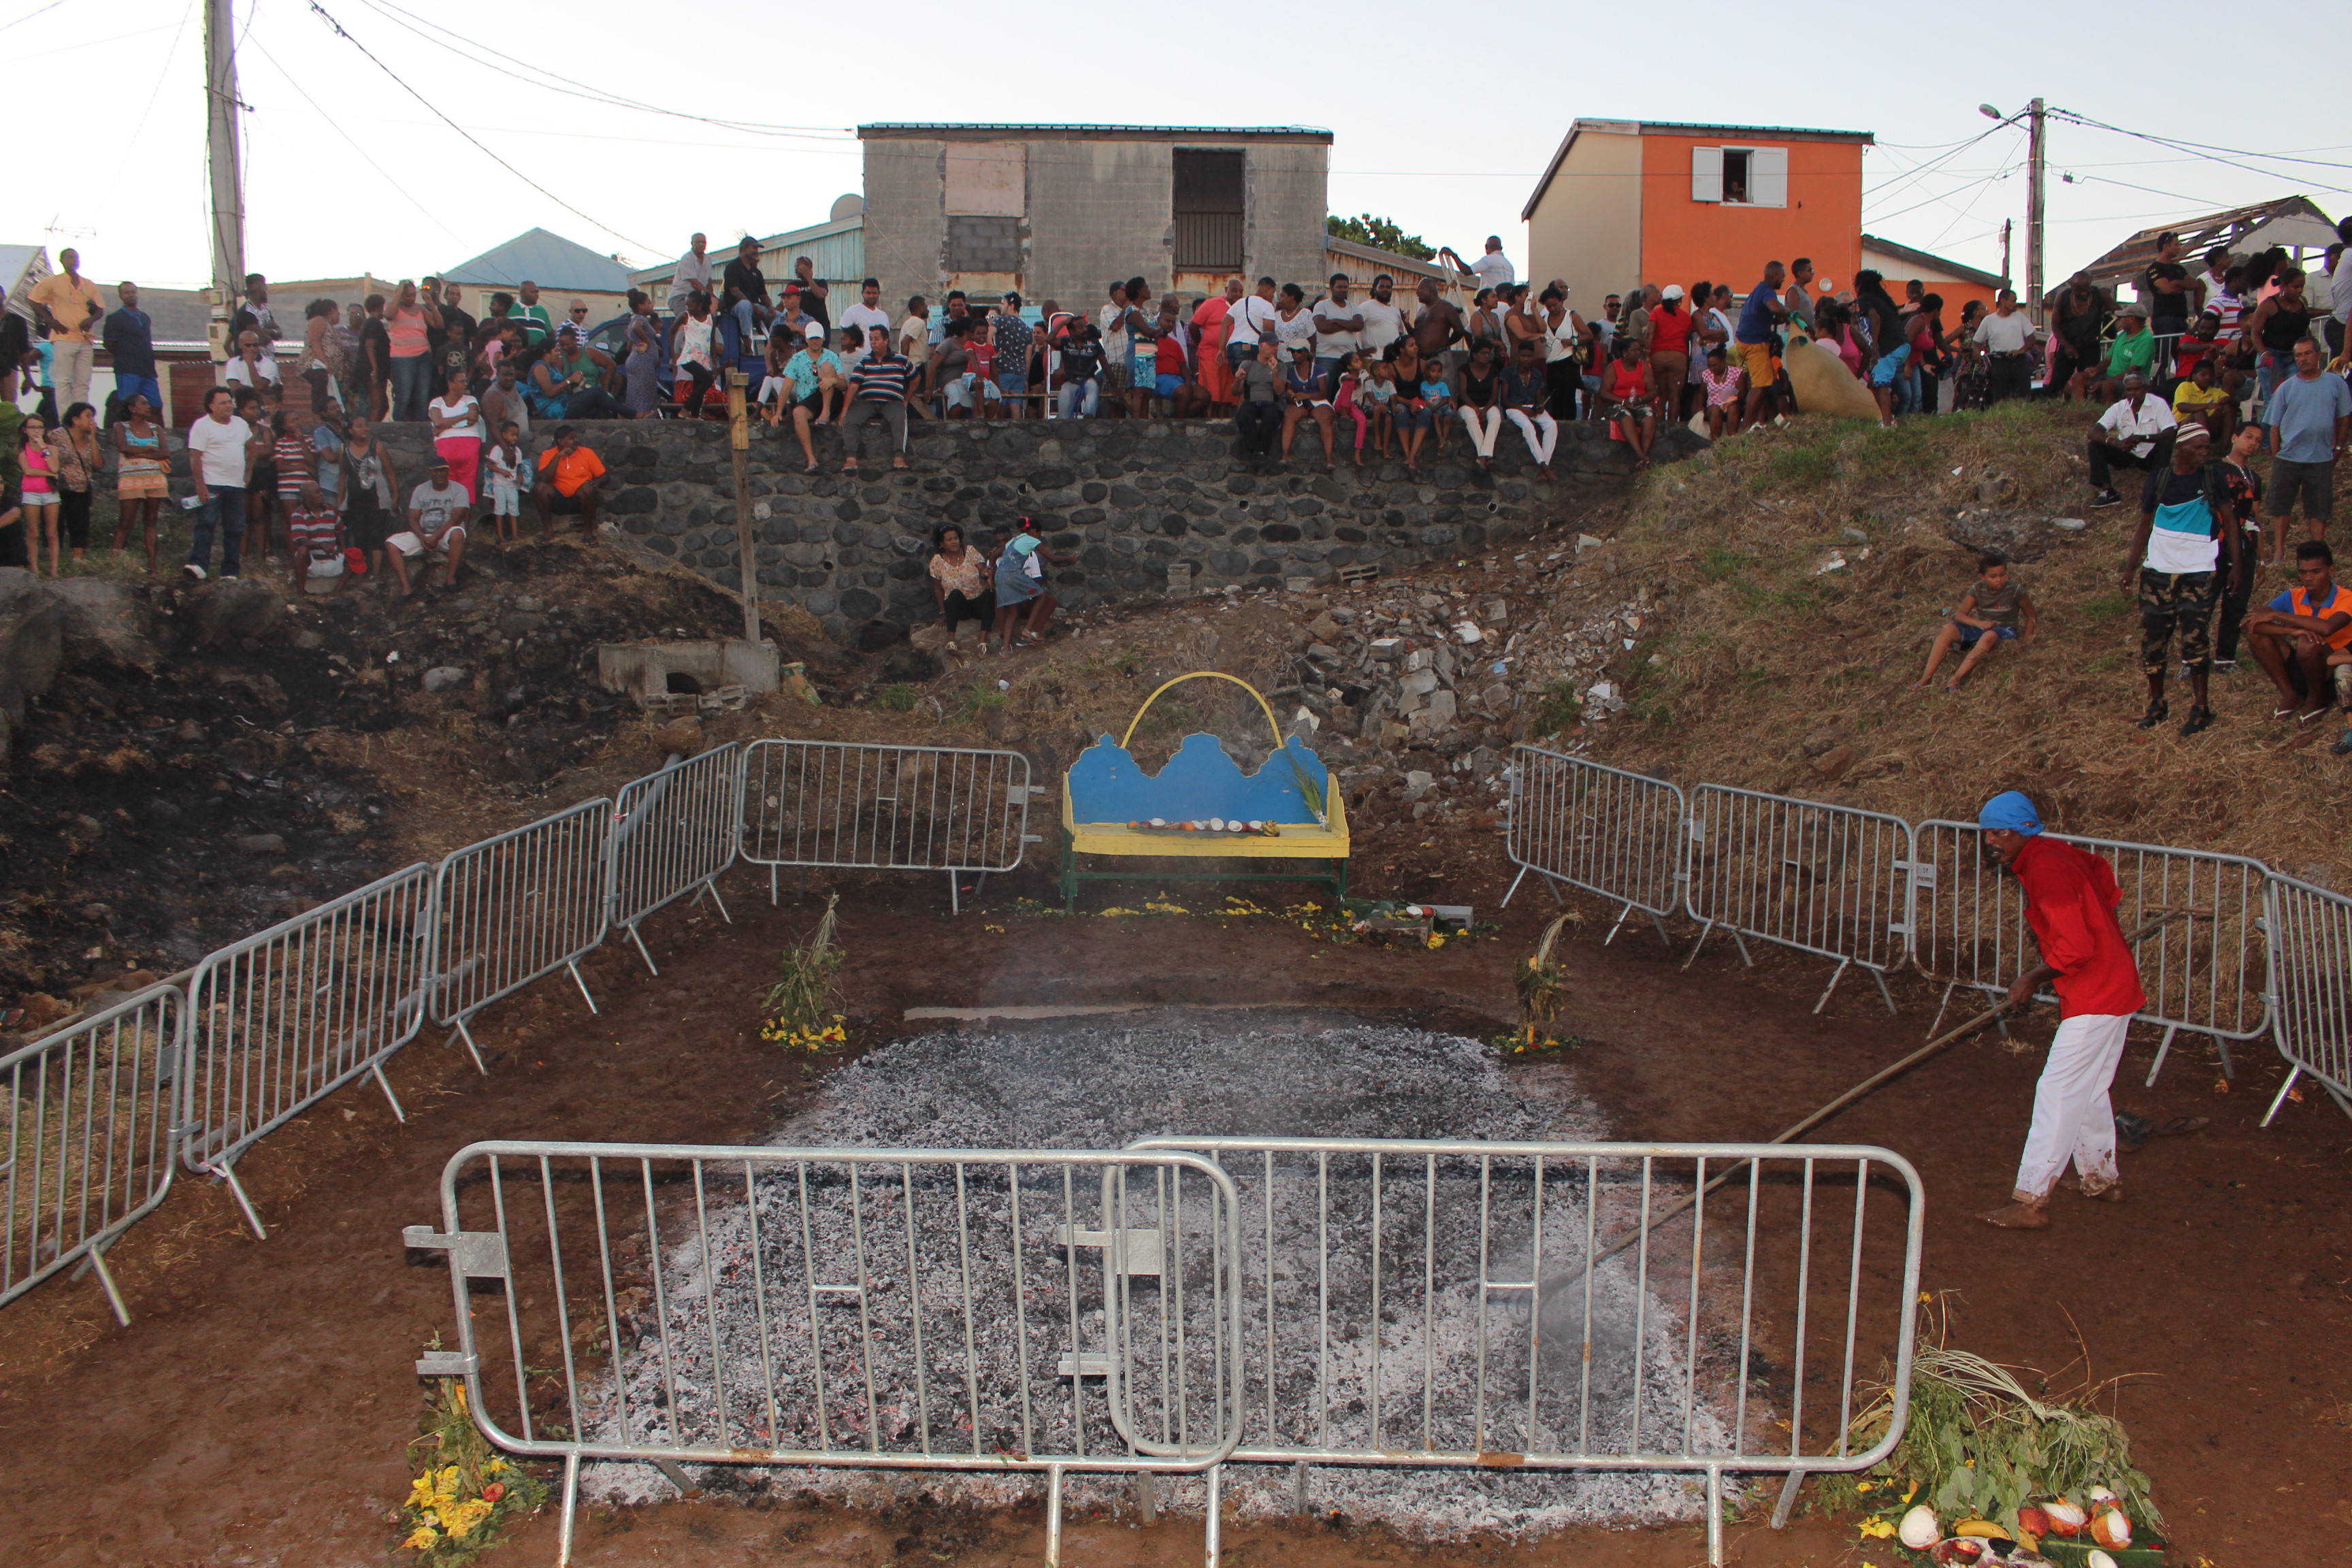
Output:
[2086, 1552, 2119, 1568]
[2089, 1508, 2132, 1550]
[1898, 1503, 1942, 1550]
[1149, 817, 1166, 828]
[2086, 1485, 2118, 1506]
[2042, 1499, 2089, 1537]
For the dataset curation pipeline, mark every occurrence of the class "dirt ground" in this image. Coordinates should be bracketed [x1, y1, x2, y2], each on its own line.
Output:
[1, 845, 2346, 1567]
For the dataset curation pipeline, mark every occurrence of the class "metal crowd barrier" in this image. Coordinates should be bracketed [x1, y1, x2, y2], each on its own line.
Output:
[1128, 1135, 1925, 1567]
[180, 864, 437, 1237]
[406, 1139, 1244, 1567]
[1501, 747, 1688, 944]
[0, 983, 184, 1324]
[2261, 875, 2352, 1124]
[608, 744, 741, 973]
[429, 798, 612, 1066]
[1681, 785, 1915, 1013]
[1908, 822, 2270, 1082]
[736, 738, 1041, 913]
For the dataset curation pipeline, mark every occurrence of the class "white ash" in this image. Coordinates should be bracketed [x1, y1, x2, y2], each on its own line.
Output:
[581, 1017, 1735, 1539]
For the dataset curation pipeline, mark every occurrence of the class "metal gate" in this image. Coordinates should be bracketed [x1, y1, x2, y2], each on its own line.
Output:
[1502, 748, 1688, 944]
[2262, 874, 2352, 1123]
[736, 738, 1041, 913]
[607, 745, 740, 973]
[429, 798, 612, 1064]
[0, 983, 183, 1324]
[1682, 786, 1916, 1012]
[1127, 1135, 1925, 1567]
[181, 864, 436, 1237]
[406, 1140, 1244, 1566]
[1909, 821, 2271, 1081]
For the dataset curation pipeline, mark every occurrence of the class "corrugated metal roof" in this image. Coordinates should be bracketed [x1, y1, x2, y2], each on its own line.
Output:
[1, 243, 48, 314]
[442, 227, 635, 292]
[1325, 237, 1471, 282]
[860, 122, 1330, 141]
[2077, 196, 2339, 289]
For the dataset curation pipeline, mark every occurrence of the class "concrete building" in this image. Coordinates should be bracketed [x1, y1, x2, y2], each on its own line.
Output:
[1522, 119, 1873, 308]
[858, 123, 1333, 312]
[1859, 233, 2005, 320]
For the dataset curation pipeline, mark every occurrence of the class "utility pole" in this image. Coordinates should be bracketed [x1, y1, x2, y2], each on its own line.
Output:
[203, 0, 246, 365]
[2025, 97, 2046, 310]
[1999, 219, 2013, 292]
[725, 371, 762, 644]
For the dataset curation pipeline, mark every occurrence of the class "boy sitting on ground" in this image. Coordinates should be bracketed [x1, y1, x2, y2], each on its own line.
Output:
[1914, 551, 2036, 692]
[2241, 540, 2352, 753]
[2170, 358, 2235, 444]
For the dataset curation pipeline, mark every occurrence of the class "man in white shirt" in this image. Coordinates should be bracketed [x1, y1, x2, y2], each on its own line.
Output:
[668, 233, 713, 312]
[1442, 236, 1516, 293]
[184, 385, 259, 580]
[387, 457, 472, 595]
[1224, 277, 1281, 372]
[2325, 238, 2352, 363]
[2089, 372, 2178, 508]
[1098, 280, 1145, 410]
[221, 328, 281, 388]
[839, 278, 892, 340]
[1310, 273, 1365, 378]
[1972, 289, 2041, 404]
[1356, 275, 1407, 358]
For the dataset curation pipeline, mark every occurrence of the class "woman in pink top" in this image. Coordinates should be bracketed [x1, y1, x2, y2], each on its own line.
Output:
[385, 279, 438, 423]
[18, 413, 60, 576]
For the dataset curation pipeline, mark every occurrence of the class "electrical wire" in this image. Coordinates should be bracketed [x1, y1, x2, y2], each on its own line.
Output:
[244, 31, 463, 246]
[353, 0, 855, 143]
[1861, 117, 2020, 213]
[0, 0, 70, 33]
[302, 0, 656, 253]
[2046, 108, 2352, 198]
[126, 0, 195, 146]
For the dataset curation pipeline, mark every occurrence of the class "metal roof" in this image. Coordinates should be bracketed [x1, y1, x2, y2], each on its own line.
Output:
[1522, 118, 1874, 218]
[442, 227, 635, 292]
[2076, 196, 2340, 290]
[1859, 233, 2005, 291]
[860, 122, 1330, 142]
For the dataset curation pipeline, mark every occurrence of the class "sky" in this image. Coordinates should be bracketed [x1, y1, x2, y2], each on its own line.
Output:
[11, 0, 2351, 292]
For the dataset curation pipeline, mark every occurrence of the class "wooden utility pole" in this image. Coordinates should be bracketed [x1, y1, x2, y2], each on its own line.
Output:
[203, 0, 245, 365]
[725, 371, 761, 643]
[2024, 97, 2046, 310]
[1999, 218, 2013, 292]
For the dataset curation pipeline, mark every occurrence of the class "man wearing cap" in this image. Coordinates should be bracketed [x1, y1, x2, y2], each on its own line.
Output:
[2122, 421, 2238, 736]
[2088, 370, 2176, 508]
[1976, 791, 2149, 1229]
[2097, 303, 2157, 402]
[387, 455, 471, 595]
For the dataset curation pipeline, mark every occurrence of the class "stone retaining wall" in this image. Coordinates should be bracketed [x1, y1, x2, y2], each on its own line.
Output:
[356, 414, 1696, 643]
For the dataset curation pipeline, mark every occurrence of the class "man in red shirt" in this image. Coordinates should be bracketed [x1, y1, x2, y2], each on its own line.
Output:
[1977, 791, 2149, 1230]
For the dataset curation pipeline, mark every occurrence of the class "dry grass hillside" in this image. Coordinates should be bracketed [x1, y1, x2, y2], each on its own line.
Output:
[1575, 401, 2352, 890]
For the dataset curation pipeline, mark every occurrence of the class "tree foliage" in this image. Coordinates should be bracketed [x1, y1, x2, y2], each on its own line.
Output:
[1325, 213, 1435, 261]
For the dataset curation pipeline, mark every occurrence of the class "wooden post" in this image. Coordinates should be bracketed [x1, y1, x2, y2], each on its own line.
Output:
[725, 370, 760, 644]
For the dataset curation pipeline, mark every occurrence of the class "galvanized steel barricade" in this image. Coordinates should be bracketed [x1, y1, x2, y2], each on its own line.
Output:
[406, 1140, 1244, 1567]
[1, 984, 184, 1324]
[607, 744, 740, 973]
[429, 798, 612, 1066]
[1908, 821, 2271, 1083]
[181, 864, 436, 1238]
[1502, 747, 1689, 945]
[2261, 875, 2352, 1124]
[1681, 785, 1916, 1013]
[1129, 1135, 1925, 1567]
[736, 738, 1041, 913]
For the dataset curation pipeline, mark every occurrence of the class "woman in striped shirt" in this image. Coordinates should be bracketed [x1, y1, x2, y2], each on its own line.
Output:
[840, 326, 913, 474]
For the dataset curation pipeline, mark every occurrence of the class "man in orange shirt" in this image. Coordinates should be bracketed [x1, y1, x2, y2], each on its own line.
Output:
[1976, 791, 2149, 1230]
[531, 425, 607, 542]
[2242, 540, 2352, 753]
[28, 248, 104, 409]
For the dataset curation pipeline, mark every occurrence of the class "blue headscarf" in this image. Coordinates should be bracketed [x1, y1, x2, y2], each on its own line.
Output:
[1977, 791, 2043, 836]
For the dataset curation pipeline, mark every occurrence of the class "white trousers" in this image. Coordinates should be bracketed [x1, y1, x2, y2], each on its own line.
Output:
[1507, 408, 1558, 464]
[1459, 405, 1505, 457]
[2012, 1011, 2130, 1203]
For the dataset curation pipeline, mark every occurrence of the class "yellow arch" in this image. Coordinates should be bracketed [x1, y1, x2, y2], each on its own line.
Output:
[1119, 670, 1286, 753]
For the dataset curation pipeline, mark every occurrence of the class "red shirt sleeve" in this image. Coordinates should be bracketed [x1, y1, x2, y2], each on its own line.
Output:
[2014, 839, 2148, 1018]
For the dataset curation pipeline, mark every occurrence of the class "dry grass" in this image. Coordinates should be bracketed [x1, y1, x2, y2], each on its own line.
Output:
[1585, 402, 2352, 890]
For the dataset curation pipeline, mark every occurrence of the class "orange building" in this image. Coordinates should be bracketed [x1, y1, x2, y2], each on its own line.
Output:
[1522, 120, 1874, 310]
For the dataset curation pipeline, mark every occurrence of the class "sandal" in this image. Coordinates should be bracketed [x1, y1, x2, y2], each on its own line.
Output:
[2155, 1115, 2210, 1137]
[2298, 706, 2332, 726]
[2179, 705, 2215, 736]
[2135, 699, 2170, 729]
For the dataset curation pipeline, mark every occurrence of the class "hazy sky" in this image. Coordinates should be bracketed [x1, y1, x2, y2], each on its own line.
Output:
[14, 0, 2350, 291]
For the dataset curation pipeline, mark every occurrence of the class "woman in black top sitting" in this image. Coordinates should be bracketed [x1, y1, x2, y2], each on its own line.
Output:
[1456, 340, 1504, 468]
[1279, 345, 1337, 466]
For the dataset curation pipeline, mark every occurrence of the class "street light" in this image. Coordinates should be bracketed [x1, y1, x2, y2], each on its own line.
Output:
[1978, 103, 2004, 120]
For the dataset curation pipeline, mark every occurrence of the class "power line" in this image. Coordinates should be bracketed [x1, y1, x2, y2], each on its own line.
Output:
[245, 31, 463, 248]
[2045, 108, 2352, 198]
[0, 0, 71, 33]
[303, 0, 655, 254]
[354, 0, 855, 143]
[1861, 118, 2021, 214]
[126, 0, 195, 146]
